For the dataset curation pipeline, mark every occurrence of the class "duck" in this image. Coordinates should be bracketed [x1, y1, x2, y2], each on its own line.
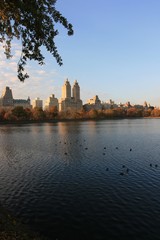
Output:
[120, 172, 124, 176]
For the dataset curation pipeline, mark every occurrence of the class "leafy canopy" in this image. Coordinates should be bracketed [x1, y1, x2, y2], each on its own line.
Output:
[0, 0, 73, 81]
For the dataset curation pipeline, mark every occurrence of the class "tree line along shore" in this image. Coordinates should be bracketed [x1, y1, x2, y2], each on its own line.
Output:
[0, 106, 159, 122]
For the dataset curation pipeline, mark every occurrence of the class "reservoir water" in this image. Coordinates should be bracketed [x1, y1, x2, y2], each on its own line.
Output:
[0, 119, 160, 240]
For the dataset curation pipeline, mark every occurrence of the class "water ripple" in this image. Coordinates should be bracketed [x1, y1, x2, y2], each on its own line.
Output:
[0, 120, 160, 239]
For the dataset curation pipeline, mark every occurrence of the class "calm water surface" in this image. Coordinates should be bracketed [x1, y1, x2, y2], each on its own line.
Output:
[0, 119, 160, 240]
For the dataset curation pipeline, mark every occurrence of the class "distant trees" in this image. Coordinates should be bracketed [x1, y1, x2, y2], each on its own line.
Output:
[103, 109, 115, 118]
[88, 109, 99, 119]
[4, 109, 16, 121]
[0, 105, 158, 122]
[45, 106, 58, 119]
[11, 106, 28, 120]
[0, 108, 6, 121]
[126, 108, 143, 118]
[143, 109, 152, 117]
[31, 107, 46, 120]
[150, 109, 160, 117]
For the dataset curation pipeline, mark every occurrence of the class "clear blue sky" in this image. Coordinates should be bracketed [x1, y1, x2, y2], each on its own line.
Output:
[0, 0, 160, 106]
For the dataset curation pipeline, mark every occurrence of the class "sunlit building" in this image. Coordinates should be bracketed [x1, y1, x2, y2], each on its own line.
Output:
[59, 79, 83, 111]
[32, 97, 43, 109]
[45, 94, 59, 110]
[84, 95, 102, 111]
[0, 86, 31, 108]
[87, 95, 101, 105]
[102, 99, 118, 109]
[14, 97, 31, 108]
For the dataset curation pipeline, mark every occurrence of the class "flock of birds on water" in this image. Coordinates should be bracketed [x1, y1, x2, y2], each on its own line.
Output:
[54, 139, 159, 176]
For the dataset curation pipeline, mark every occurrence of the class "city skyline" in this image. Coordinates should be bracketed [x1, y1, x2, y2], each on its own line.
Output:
[0, 82, 154, 109]
[0, 0, 160, 106]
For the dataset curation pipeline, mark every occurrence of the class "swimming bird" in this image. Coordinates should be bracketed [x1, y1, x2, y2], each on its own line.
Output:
[130, 148, 132, 151]
[150, 163, 152, 167]
[120, 172, 124, 176]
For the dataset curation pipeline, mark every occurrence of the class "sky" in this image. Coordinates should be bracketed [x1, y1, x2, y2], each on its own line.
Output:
[1, 0, 160, 106]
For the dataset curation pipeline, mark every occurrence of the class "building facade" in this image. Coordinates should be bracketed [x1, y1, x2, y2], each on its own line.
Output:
[32, 97, 43, 109]
[84, 95, 102, 111]
[14, 97, 31, 108]
[0, 86, 31, 108]
[0, 86, 14, 107]
[59, 79, 83, 112]
[45, 94, 59, 110]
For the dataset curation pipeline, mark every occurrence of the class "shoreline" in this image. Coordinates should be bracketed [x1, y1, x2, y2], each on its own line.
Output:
[0, 117, 159, 125]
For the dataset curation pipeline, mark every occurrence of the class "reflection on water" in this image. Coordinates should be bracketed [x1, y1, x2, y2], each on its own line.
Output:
[0, 119, 160, 239]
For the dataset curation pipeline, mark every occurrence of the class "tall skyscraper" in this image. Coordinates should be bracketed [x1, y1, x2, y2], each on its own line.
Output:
[72, 80, 80, 101]
[62, 79, 71, 99]
[59, 79, 83, 111]
[1, 86, 14, 106]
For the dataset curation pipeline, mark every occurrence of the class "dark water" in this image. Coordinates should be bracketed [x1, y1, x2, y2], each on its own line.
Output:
[0, 119, 160, 240]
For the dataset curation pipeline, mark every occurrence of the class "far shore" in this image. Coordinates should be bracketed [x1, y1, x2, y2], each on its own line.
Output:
[0, 117, 160, 125]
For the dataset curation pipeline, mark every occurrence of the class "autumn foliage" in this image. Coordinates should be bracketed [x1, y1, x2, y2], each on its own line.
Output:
[0, 106, 157, 122]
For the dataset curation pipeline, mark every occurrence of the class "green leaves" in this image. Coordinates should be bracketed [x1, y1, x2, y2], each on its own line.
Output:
[0, 0, 73, 81]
